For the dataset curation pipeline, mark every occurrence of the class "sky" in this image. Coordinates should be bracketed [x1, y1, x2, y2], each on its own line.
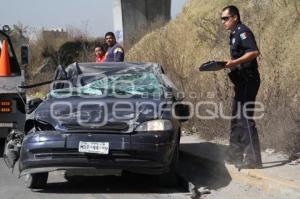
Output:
[0, 0, 187, 38]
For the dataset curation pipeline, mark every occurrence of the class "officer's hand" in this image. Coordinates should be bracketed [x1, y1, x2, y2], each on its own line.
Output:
[225, 60, 238, 69]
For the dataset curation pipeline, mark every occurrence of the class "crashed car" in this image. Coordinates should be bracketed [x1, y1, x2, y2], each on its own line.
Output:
[3, 62, 189, 189]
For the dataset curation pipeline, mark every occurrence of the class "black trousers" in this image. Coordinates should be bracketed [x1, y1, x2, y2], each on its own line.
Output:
[228, 70, 262, 164]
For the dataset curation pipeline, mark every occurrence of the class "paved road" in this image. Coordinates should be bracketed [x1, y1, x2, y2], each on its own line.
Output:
[0, 158, 189, 199]
[0, 154, 283, 199]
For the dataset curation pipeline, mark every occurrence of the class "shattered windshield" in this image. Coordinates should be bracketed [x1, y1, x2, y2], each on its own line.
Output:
[49, 72, 163, 97]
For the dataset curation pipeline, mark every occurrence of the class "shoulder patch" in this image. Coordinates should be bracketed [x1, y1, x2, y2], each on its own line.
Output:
[240, 32, 247, 40]
[114, 48, 123, 53]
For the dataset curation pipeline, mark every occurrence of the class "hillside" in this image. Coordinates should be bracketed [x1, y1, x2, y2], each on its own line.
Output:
[126, 0, 300, 153]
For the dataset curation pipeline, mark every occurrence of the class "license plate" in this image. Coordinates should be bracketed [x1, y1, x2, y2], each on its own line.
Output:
[0, 123, 14, 128]
[78, 141, 109, 154]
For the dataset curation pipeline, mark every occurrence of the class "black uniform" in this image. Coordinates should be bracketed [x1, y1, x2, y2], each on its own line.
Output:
[227, 22, 262, 166]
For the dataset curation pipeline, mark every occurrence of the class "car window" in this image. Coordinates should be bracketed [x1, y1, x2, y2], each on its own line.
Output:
[49, 72, 163, 97]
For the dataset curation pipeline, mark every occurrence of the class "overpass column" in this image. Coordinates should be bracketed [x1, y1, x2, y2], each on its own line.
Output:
[113, 0, 171, 48]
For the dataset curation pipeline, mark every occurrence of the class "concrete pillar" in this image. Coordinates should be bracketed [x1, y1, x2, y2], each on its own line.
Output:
[113, 0, 171, 48]
[112, 0, 124, 43]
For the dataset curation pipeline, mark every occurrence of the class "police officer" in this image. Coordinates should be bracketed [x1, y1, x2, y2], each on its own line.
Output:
[104, 32, 124, 62]
[221, 5, 262, 169]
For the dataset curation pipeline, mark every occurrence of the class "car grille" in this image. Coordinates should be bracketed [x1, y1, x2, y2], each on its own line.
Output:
[33, 149, 137, 159]
[62, 122, 129, 132]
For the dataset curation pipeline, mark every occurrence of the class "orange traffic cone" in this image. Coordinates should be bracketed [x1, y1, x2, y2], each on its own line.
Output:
[0, 40, 11, 76]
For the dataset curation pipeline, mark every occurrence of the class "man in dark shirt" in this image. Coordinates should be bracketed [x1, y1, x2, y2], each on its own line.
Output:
[104, 32, 124, 62]
[221, 5, 262, 169]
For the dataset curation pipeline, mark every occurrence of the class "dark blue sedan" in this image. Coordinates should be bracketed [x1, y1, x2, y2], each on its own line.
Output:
[4, 62, 189, 189]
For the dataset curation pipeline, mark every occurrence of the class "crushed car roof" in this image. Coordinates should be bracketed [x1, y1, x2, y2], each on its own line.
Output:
[66, 62, 164, 75]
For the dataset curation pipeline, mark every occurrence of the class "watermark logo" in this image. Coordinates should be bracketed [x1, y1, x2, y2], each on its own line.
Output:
[47, 74, 265, 128]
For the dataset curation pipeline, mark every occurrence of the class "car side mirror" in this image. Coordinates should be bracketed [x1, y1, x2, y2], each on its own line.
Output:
[174, 103, 190, 122]
[21, 45, 29, 66]
[26, 98, 43, 114]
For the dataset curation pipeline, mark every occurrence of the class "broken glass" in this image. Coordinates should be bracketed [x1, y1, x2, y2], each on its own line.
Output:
[49, 72, 163, 98]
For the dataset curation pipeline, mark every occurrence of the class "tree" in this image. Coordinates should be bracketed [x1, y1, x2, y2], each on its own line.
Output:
[10, 22, 30, 48]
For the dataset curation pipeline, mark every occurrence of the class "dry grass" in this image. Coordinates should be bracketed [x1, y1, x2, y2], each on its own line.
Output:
[27, 30, 100, 96]
[126, 0, 300, 154]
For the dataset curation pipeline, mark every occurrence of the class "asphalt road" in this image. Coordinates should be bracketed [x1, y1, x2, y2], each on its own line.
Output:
[0, 158, 189, 199]
[0, 153, 283, 199]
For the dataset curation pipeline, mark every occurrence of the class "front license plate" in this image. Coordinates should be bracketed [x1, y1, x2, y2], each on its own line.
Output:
[78, 141, 109, 154]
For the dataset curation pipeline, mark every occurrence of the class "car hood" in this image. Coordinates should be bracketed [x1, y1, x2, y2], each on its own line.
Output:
[34, 96, 171, 133]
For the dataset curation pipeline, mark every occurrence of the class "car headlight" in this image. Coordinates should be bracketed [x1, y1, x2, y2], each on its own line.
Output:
[135, 120, 173, 131]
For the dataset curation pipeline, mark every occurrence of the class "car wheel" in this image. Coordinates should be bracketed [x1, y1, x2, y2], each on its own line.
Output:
[24, 173, 48, 189]
[0, 138, 4, 157]
[158, 140, 179, 187]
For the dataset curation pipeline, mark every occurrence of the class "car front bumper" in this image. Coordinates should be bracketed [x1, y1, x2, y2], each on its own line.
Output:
[19, 130, 178, 176]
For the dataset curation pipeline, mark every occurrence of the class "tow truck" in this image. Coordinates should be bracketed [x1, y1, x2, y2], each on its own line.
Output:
[0, 25, 28, 155]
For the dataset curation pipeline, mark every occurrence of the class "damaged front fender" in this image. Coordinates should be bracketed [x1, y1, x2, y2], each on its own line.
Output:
[3, 129, 24, 170]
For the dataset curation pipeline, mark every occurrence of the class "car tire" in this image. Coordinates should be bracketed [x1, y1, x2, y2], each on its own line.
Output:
[0, 138, 5, 157]
[158, 140, 179, 187]
[24, 173, 48, 189]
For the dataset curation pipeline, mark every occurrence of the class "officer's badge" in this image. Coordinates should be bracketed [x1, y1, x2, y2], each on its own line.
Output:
[232, 38, 236, 44]
[240, 32, 247, 40]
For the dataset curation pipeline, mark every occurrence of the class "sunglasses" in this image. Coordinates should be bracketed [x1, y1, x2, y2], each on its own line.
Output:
[221, 16, 232, 21]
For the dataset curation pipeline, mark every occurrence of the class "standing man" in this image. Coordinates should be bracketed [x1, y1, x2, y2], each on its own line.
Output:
[221, 5, 262, 169]
[104, 32, 124, 62]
